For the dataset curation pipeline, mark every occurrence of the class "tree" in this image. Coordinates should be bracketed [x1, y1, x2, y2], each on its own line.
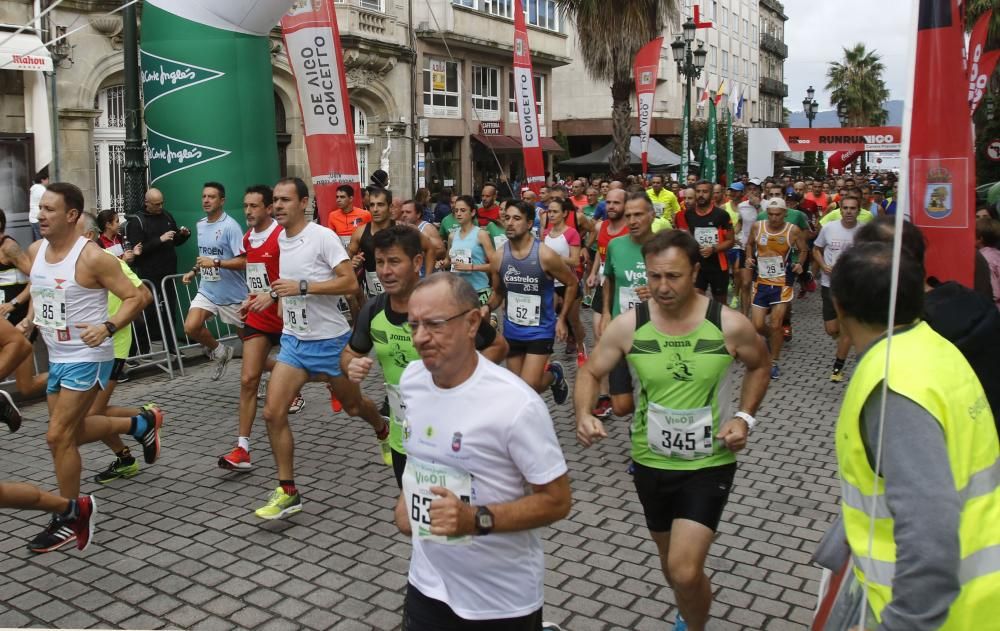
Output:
[555, 0, 677, 178]
[825, 44, 890, 126]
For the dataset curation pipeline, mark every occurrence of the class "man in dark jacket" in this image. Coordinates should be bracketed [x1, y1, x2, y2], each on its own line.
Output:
[124, 188, 191, 354]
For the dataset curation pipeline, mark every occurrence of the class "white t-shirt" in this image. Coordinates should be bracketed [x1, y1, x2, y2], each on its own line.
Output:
[277, 222, 350, 340]
[400, 355, 568, 620]
[29, 183, 45, 224]
[736, 201, 759, 248]
[814, 220, 859, 287]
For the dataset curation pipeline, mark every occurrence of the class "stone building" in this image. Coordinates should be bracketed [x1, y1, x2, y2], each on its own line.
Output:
[757, 0, 788, 128]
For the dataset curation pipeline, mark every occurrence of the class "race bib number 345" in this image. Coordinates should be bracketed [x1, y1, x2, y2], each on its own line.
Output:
[646, 402, 715, 460]
[402, 457, 473, 545]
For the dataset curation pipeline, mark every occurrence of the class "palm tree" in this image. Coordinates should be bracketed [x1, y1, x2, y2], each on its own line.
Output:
[554, 0, 677, 177]
[825, 43, 890, 127]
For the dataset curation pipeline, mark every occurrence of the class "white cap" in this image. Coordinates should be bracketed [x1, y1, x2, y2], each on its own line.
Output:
[765, 197, 787, 210]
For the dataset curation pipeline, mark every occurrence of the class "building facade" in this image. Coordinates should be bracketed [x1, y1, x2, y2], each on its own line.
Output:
[757, 0, 788, 128]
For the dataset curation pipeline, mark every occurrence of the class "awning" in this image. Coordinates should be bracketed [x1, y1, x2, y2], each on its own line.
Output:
[473, 134, 565, 153]
[0, 29, 53, 72]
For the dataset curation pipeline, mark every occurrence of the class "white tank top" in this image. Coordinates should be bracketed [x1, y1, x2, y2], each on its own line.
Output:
[30, 237, 113, 363]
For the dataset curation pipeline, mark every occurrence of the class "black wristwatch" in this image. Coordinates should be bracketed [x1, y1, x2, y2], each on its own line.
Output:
[103, 321, 117, 336]
[269, 289, 280, 301]
[475, 506, 494, 536]
[213, 257, 222, 268]
[299, 280, 309, 296]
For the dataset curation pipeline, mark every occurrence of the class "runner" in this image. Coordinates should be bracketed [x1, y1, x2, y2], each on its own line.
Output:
[255, 177, 390, 520]
[476, 183, 502, 227]
[746, 198, 808, 380]
[399, 199, 445, 266]
[325, 184, 372, 248]
[734, 184, 762, 316]
[343, 225, 506, 487]
[544, 199, 587, 365]
[646, 174, 680, 224]
[813, 194, 860, 383]
[575, 229, 770, 631]
[395, 272, 570, 630]
[21, 183, 158, 552]
[601, 192, 657, 417]
[675, 181, 734, 305]
[756, 189, 810, 342]
[446, 195, 497, 307]
[181, 182, 247, 380]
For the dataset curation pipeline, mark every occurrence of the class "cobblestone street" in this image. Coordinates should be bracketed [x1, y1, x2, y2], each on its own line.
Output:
[0, 294, 844, 630]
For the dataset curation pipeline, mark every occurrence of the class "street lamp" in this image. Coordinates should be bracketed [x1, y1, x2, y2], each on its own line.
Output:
[802, 85, 818, 128]
[674, 18, 707, 181]
[836, 102, 849, 127]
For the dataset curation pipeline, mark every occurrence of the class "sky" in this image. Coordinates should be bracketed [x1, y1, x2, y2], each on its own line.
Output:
[783, 0, 913, 113]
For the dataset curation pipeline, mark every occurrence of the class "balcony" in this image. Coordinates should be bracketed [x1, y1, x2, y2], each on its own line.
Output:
[759, 76, 788, 97]
[760, 120, 787, 128]
[759, 0, 788, 20]
[759, 32, 787, 59]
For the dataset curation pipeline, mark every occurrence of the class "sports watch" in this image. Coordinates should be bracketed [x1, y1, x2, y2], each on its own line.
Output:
[734, 411, 757, 433]
[475, 506, 494, 535]
[212, 257, 221, 268]
[269, 289, 280, 301]
[299, 280, 309, 295]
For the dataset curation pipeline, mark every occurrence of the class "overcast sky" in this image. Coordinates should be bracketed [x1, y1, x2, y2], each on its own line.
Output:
[783, 0, 913, 113]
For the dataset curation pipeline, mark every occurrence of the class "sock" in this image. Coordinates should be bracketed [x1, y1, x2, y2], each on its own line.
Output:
[129, 414, 149, 438]
[61, 499, 78, 522]
[212, 345, 225, 360]
[375, 422, 389, 441]
[833, 358, 846, 372]
[117, 447, 135, 464]
[238, 437, 250, 452]
[279, 480, 297, 496]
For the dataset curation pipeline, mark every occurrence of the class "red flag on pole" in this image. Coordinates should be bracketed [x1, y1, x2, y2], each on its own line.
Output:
[907, 0, 975, 285]
[280, 2, 360, 226]
[634, 37, 664, 177]
[513, 0, 546, 194]
[967, 9, 999, 115]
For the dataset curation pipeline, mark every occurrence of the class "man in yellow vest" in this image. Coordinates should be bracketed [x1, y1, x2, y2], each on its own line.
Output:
[830, 241, 1000, 630]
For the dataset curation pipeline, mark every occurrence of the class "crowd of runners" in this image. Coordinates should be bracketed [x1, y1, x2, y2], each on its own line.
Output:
[0, 169, 996, 631]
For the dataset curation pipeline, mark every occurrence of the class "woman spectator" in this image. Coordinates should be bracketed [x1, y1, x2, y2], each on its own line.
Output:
[96, 209, 136, 264]
[976, 217, 1000, 311]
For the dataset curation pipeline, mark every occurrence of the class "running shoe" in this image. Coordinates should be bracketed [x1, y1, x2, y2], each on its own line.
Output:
[770, 363, 781, 380]
[257, 374, 269, 405]
[489, 313, 499, 330]
[541, 624, 565, 631]
[548, 361, 569, 405]
[376, 418, 392, 466]
[0, 389, 22, 433]
[255, 487, 302, 520]
[211, 344, 235, 381]
[72, 495, 97, 552]
[830, 369, 845, 383]
[576, 351, 587, 368]
[94, 456, 139, 484]
[218, 446, 252, 471]
[327, 384, 343, 413]
[782, 324, 792, 342]
[136, 407, 164, 464]
[674, 613, 688, 631]
[288, 394, 305, 415]
[592, 396, 612, 419]
[27, 515, 76, 553]
[806, 278, 818, 292]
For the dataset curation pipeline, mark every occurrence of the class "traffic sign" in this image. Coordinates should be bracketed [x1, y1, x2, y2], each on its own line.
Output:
[988, 139, 1000, 162]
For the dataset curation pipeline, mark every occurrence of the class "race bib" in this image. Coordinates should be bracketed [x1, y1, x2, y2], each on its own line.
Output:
[694, 227, 719, 247]
[653, 202, 665, 217]
[646, 402, 715, 460]
[386, 382, 407, 424]
[402, 457, 473, 545]
[31, 287, 67, 331]
[758, 256, 785, 280]
[339, 235, 353, 248]
[246, 262, 270, 294]
[365, 271, 384, 296]
[282, 295, 309, 335]
[450, 248, 471, 271]
[507, 292, 541, 326]
[106, 243, 125, 258]
[493, 234, 508, 250]
[618, 285, 641, 312]
[201, 266, 220, 282]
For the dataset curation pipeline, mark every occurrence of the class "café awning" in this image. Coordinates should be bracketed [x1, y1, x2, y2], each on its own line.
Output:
[0, 28, 53, 72]
[473, 134, 565, 153]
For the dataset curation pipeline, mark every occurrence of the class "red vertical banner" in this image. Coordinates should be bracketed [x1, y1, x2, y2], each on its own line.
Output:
[907, 0, 975, 285]
[513, 0, 546, 194]
[280, 1, 360, 226]
[634, 37, 664, 177]
[967, 9, 999, 115]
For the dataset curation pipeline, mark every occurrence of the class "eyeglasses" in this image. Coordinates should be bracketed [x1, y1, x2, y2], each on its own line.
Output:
[405, 309, 474, 335]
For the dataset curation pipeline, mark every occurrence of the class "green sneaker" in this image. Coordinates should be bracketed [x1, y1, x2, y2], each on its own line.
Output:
[254, 487, 302, 520]
[377, 418, 392, 467]
[94, 456, 140, 484]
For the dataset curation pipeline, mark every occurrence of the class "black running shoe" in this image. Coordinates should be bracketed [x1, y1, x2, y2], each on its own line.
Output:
[94, 456, 140, 484]
[548, 361, 569, 405]
[136, 407, 164, 464]
[0, 389, 22, 433]
[28, 515, 76, 553]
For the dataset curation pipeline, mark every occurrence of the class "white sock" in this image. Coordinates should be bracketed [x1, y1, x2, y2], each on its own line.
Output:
[238, 436, 250, 452]
[212, 345, 226, 359]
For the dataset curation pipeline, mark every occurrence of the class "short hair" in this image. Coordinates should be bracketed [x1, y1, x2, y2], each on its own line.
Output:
[46, 182, 85, 216]
[96, 209, 118, 233]
[481, 182, 497, 193]
[977, 217, 1000, 248]
[33, 166, 48, 184]
[508, 201, 536, 223]
[336, 184, 354, 198]
[203, 181, 225, 198]
[549, 184, 568, 196]
[642, 229, 700, 267]
[276, 177, 309, 200]
[694, 179, 713, 189]
[368, 187, 392, 205]
[79, 211, 99, 237]
[625, 183, 646, 195]
[831, 241, 925, 327]
[414, 272, 479, 313]
[625, 191, 654, 213]
[838, 194, 862, 208]
[244, 184, 273, 207]
[373, 223, 422, 259]
[855, 217, 927, 265]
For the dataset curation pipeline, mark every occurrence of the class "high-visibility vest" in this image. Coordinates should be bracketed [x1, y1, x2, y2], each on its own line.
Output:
[836, 322, 1000, 627]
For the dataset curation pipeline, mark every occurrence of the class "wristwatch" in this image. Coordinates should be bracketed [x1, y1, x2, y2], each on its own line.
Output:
[299, 280, 309, 296]
[212, 257, 221, 268]
[475, 506, 494, 536]
[734, 411, 757, 433]
[269, 289, 280, 301]
[103, 321, 117, 336]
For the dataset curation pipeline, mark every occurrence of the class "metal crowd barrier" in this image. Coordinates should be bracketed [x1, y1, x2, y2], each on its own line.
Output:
[126, 279, 175, 378]
[160, 273, 241, 377]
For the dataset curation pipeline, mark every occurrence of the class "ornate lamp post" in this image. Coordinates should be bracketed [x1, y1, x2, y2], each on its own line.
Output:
[672, 18, 707, 181]
[803, 85, 818, 128]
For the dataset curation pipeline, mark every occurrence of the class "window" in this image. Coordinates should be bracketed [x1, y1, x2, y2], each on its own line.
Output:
[752, 63, 758, 80]
[93, 85, 126, 215]
[721, 8, 728, 29]
[733, 58, 739, 78]
[508, 72, 545, 133]
[743, 19, 749, 39]
[752, 24, 757, 44]
[483, 0, 513, 19]
[352, 105, 371, 181]
[721, 51, 728, 76]
[472, 65, 501, 121]
[452, 0, 475, 6]
[709, 45, 717, 68]
[423, 57, 461, 118]
[336, 0, 384, 11]
[525, 0, 559, 31]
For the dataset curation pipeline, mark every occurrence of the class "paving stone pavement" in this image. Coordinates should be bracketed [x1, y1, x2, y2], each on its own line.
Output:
[0, 293, 847, 630]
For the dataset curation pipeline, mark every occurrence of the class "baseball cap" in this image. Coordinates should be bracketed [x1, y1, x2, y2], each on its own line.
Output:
[765, 197, 787, 210]
[748, 177, 762, 187]
[728, 182, 745, 192]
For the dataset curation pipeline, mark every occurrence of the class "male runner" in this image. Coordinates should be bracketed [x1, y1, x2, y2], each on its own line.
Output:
[675, 181, 734, 304]
[22, 183, 159, 552]
[647, 174, 680, 223]
[255, 178, 390, 519]
[746, 198, 808, 379]
[343, 225, 506, 487]
[488, 201, 578, 404]
[575, 229, 770, 631]
[476, 183, 502, 227]
[181, 182, 246, 380]
[601, 192, 657, 417]
[733, 185, 762, 315]
[400, 199, 445, 264]
[813, 194, 860, 383]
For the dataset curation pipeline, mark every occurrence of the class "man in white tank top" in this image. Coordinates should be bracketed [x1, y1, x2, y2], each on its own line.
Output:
[19, 183, 156, 553]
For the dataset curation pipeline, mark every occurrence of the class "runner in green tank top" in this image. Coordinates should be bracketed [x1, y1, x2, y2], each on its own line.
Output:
[575, 229, 770, 631]
[341, 226, 507, 487]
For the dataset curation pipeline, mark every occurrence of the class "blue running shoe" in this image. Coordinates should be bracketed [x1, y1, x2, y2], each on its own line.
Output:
[548, 361, 568, 405]
[674, 613, 688, 631]
[770, 363, 780, 380]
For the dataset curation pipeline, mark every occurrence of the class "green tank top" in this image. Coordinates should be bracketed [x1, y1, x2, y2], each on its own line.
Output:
[368, 297, 420, 454]
[627, 300, 737, 470]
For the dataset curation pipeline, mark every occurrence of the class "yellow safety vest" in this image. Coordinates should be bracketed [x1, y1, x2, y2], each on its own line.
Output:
[836, 322, 1000, 628]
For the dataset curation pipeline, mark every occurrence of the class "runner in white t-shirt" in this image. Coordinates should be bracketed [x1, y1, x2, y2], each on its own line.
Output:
[254, 178, 391, 520]
[395, 273, 570, 630]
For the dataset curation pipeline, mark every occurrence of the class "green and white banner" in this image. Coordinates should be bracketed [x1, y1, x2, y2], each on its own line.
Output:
[141, 0, 294, 269]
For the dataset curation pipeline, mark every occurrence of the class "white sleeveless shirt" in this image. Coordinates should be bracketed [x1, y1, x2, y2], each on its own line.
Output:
[30, 237, 113, 363]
